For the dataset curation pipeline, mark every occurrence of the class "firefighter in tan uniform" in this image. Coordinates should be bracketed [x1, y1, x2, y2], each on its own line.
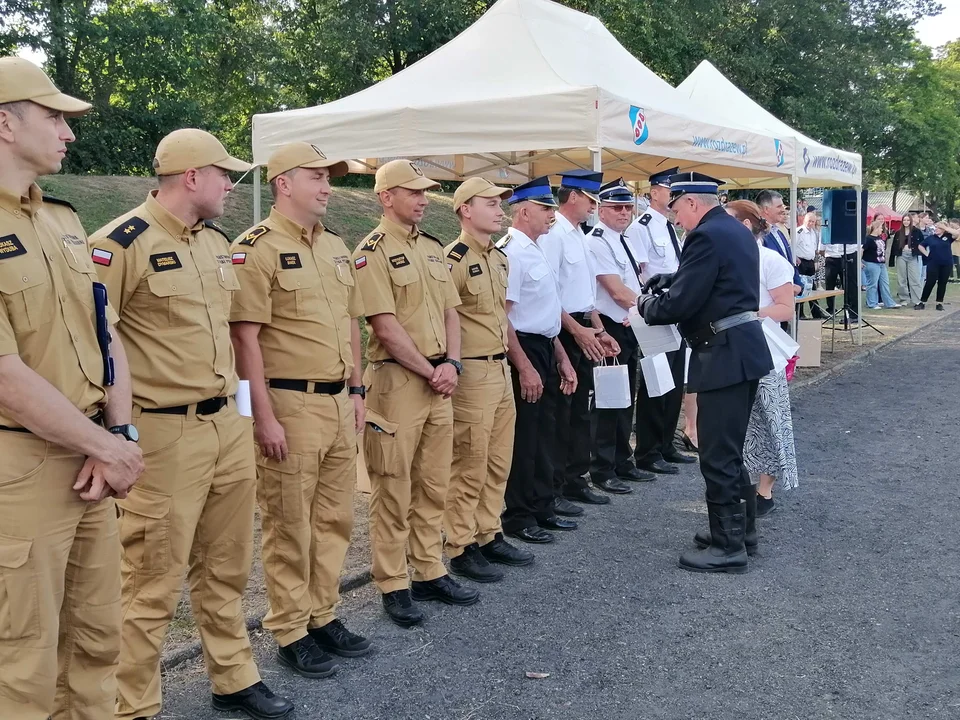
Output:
[351, 159, 478, 627]
[0, 57, 144, 720]
[90, 129, 293, 720]
[229, 142, 372, 679]
[442, 178, 535, 582]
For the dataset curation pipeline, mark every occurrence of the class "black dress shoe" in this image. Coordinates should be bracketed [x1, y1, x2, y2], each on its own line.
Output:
[594, 477, 632, 494]
[308, 618, 373, 658]
[636, 459, 678, 475]
[411, 575, 480, 606]
[382, 589, 425, 627]
[212, 681, 294, 720]
[619, 466, 658, 481]
[756, 494, 776, 517]
[506, 526, 555, 544]
[538, 515, 577, 531]
[564, 486, 610, 505]
[449, 543, 505, 583]
[552, 497, 585, 517]
[275, 635, 339, 679]
[480, 533, 535, 565]
[662, 448, 697, 464]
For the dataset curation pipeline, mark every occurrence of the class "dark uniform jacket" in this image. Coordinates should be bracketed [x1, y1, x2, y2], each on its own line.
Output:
[643, 205, 773, 393]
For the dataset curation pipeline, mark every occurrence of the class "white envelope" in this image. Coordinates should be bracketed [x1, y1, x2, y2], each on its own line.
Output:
[639, 353, 676, 398]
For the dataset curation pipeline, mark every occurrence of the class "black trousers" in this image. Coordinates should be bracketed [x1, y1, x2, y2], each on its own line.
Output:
[634, 340, 686, 465]
[796, 258, 824, 319]
[552, 327, 593, 495]
[825, 254, 859, 318]
[921, 264, 951, 303]
[590, 316, 639, 483]
[503, 333, 559, 533]
[696, 380, 759, 506]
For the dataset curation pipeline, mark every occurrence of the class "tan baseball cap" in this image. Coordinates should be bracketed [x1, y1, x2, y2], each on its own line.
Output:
[153, 128, 250, 176]
[266, 142, 349, 182]
[374, 159, 441, 193]
[453, 177, 513, 210]
[0, 57, 91, 117]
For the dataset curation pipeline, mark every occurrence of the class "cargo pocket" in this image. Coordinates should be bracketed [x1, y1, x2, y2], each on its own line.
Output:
[0, 535, 40, 641]
[117, 487, 172, 575]
[453, 405, 485, 458]
[363, 409, 400, 477]
[257, 453, 304, 524]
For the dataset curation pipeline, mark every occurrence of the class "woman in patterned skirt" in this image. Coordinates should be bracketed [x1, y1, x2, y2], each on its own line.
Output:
[725, 201, 799, 517]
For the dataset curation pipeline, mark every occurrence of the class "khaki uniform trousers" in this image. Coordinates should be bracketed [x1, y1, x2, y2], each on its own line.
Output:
[0, 432, 121, 720]
[257, 387, 356, 647]
[443, 358, 516, 558]
[115, 402, 259, 720]
[363, 362, 453, 593]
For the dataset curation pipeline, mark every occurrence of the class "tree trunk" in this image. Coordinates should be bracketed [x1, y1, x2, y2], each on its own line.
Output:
[892, 185, 899, 213]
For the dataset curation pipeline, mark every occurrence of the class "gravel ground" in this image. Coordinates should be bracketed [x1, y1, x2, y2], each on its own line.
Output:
[156, 314, 960, 720]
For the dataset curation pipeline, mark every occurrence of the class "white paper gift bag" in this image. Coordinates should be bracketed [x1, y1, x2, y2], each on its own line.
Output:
[761, 317, 800, 373]
[628, 306, 682, 356]
[593, 360, 631, 409]
[639, 353, 676, 398]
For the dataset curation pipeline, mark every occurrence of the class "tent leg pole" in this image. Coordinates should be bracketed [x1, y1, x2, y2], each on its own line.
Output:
[253, 166, 262, 223]
[856, 185, 863, 346]
[590, 148, 602, 227]
[789, 177, 798, 340]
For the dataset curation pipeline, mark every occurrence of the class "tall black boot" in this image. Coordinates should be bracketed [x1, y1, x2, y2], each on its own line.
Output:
[680, 502, 748, 573]
[693, 489, 758, 555]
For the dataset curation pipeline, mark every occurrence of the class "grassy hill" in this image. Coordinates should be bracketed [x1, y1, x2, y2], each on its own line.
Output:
[38, 175, 464, 251]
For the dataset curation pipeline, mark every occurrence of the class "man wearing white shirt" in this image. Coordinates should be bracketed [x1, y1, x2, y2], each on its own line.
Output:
[540, 170, 619, 507]
[823, 241, 859, 322]
[588, 179, 656, 493]
[795, 211, 825, 319]
[624, 168, 696, 475]
[497, 177, 578, 544]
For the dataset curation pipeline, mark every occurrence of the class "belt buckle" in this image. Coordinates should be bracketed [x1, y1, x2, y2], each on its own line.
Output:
[708, 321, 717, 335]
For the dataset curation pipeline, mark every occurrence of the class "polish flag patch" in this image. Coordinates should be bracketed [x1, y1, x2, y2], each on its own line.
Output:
[231, 252, 246, 265]
[355, 256, 367, 269]
[91, 248, 113, 266]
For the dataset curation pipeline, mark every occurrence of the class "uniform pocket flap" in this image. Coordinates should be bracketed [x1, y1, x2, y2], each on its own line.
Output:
[427, 261, 450, 281]
[453, 405, 483, 424]
[277, 270, 318, 291]
[0, 265, 46, 295]
[121, 486, 172, 519]
[388, 267, 419, 287]
[365, 409, 398, 436]
[146, 273, 194, 298]
[0, 535, 33, 569]
[257, 453, 302, 475]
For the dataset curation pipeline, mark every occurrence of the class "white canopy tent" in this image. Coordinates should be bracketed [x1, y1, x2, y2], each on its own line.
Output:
[250, 0, 794, 208]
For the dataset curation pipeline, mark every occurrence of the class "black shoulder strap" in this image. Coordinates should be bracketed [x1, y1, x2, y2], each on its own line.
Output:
[42, 195, 77, 212]
[107, 216, 149, 248]
[446, 242, 469, 262]
[203, 220, 231, 243]
[618, 234, 643, 284]
[666, 221, 682, 260]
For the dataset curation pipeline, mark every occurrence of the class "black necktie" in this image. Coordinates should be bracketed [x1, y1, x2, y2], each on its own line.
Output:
[666, 221, 682, 261]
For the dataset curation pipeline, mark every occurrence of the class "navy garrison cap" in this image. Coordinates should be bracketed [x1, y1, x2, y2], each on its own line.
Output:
[559, 169, 603, 202]
[508, 176, 558, 207]
[598, 178, 634, 204]
[667, 171, 722, 208]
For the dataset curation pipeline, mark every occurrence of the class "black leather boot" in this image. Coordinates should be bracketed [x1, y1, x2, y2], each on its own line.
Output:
[449, 543, 505, 583]
[211, 681, 294, 719]
[694, 490, 758, 555]
[679, 502, 748, 574]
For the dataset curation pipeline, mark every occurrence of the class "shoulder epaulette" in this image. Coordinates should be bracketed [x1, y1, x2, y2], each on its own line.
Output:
[446, 242, 469, 262]
[204, 220, 231, 243]
[239, 224, 270, 246]
[591, 227, 604, 237]
[42, 195, 77, 212]
[495, 232, 512, 250]
[493, 245, 507, 256]
[106, 216, 149, 248]
[419, 229, 443, 245]
[324, 226, 340, 237]
[360, 232, 385, 252]
[638, 213, 652, 227]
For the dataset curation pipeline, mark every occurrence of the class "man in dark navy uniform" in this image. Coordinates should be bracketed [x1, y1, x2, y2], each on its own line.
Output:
[637, 172, 773, 574]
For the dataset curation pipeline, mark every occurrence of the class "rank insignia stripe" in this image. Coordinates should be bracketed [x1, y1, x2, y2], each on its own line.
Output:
[149, 252, 183, 272]
[355, 256, 367, 269]
[446, 242, 469, 262]
[280, 253, 302, 269]
[231, 252, 246, 265]
[239, 225, 269, 246]
[469, 263, 483, 277]
[0, 234, 27, 260]
[91, 248, 113, 266]
[360, 233, 385, 251]
[106, 216, 149, 247]
[389, 253, 410, 268]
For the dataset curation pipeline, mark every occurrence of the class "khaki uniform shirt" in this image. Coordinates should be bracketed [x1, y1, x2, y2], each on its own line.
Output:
[89, 192, 238, 408]
[0, 185, 114, 426]
[229, 208, 364, 383]
[444, 231, 509, 358]
[351, 216, 460, 363]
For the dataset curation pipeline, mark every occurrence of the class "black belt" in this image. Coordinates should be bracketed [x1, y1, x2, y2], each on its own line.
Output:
[463, 353, 506, 361]
[382, 356, 446, 367]
[1, 411, 104, 434]
[142, 396, 228, 416]
[269, 379, 345, 394]
[515, 331, 553, 342]
[685, 312, 759, 347]
[569, 311, 593, 328]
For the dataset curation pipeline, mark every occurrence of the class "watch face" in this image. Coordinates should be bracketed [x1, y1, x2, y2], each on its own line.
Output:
[127, 425, 140, 442]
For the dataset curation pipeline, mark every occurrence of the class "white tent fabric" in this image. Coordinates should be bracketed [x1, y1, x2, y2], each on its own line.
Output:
[676, 61, 862, 188]
[251, 0, 792, 184]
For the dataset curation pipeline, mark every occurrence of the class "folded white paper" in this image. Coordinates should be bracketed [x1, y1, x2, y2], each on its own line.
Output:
[236, 380, 253, 418]
[593, 363, 632, 408]
[761, 317, 800, 373]
[628, 306, 682, 356]
[639, 353, 676, 398]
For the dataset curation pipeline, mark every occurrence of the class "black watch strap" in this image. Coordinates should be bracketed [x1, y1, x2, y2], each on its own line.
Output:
[348, 385, 366, 399]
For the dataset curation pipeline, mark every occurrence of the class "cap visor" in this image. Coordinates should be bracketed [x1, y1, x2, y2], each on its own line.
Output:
[476, 187, 514, 201]
[400, 177, 442, 191]
[528, 198, 559, 208]
[582, 190, 600, 203]
[214, 156, 252, 172]
[32, 91, 91, 118]
[297, 158, 351, 178]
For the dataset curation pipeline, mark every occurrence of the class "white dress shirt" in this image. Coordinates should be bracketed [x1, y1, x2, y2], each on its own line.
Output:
[539, 211, 596, 314]
[499, 227, 562, 338]
[759, 245, 795, 308]
[823, 241, 857, 258]
[795, 226, 820, 260]
[625, 207, 678, 282]
[588, 220, 643, 323]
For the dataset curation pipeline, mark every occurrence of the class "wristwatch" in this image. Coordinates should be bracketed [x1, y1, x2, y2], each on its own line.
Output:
[442, 358, 463, 375]
[348, 385, 366, 399]
[109, 424, 139, 443]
